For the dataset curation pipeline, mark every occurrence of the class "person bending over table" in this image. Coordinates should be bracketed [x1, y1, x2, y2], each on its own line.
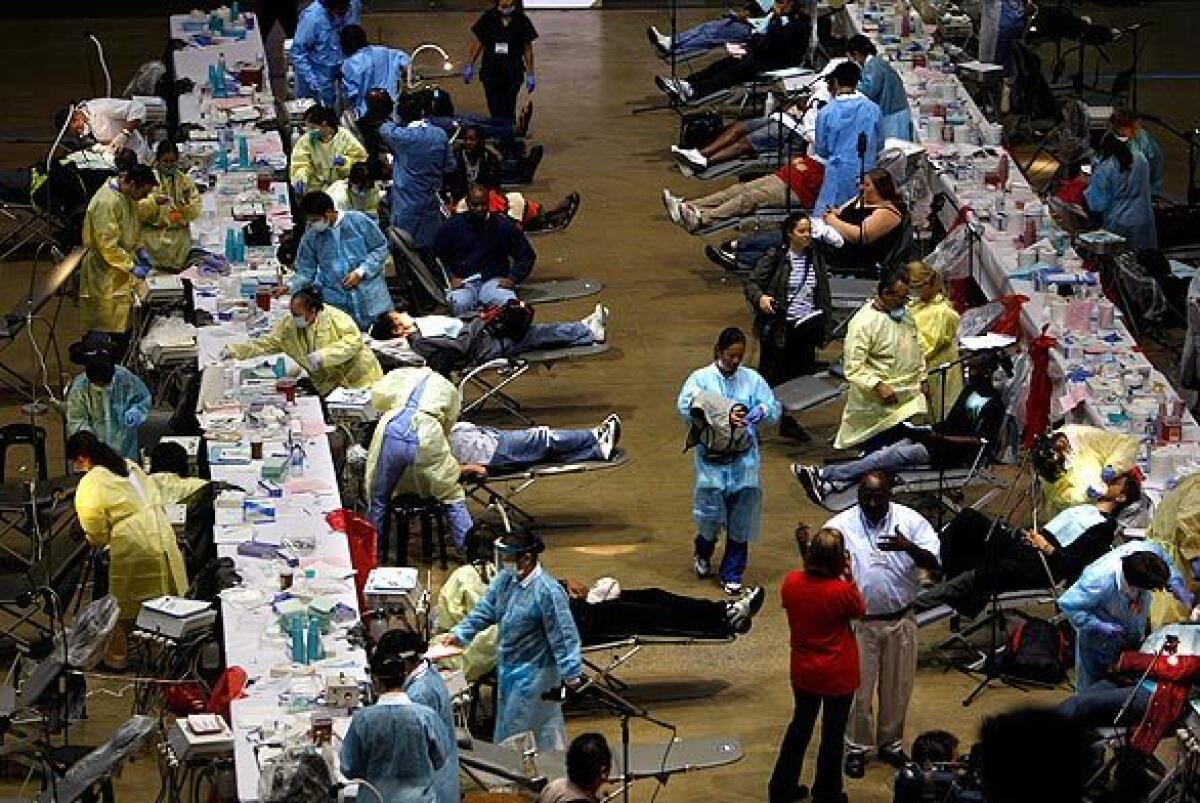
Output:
[449, 415, 621, 474]
[834, 269, 927, 452]
[327, 162, 383, 219]
[221, 288, 384, 397]
[289, 105, 368, 195]
[369, 302, 607, 373]
[434, 184, 536, 316]
[67, 350, 151, 462]
[338, 23, 410, 117]
[69, 431, 188, 671]
[794, 349, 1005, 505]
[291, 0, 361, 108]
[364, 367, 474, 552]
[340, 628, 447, 803]
[812, 61, 883, 213]
[1083, 131, 1157, 253]
[662, 154, 823, 233]
[1110, 108, 1164, 200]
[57, 98, 152, 164]
[819, 471, 940, 777]
[146, 441, 210, 507]
[1033, 425, 1140, 518]
[818, 168, 911, 277]
[913, 471, 1141, 618]
[282, 190, 392, 330]
[655, 0, 810, 104]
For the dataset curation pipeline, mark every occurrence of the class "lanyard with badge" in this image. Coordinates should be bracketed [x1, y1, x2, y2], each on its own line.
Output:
[860, 507, 893, 567]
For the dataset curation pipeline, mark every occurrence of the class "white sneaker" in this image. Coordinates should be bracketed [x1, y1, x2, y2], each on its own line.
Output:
[661, 187, 682, 225]
[682, 148, 707, 168]
[694, 556, 712, 578]
[680, 202, 702, 232]
[583, 302, 609, 343]
[651, 26, 672, 51]
[593, 413, 621, 459]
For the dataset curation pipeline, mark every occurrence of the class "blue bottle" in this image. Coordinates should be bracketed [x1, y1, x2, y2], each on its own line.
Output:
[273, 355, 287, 379]
[291, 617, 306, 664]
[214, 146, 229, 173]
[234, 228, 246, 262]
[306, 617, 322, 663]
[230, 1, 240, 21]
[224, 228, 236, 262]
[237, 135, 250, 169]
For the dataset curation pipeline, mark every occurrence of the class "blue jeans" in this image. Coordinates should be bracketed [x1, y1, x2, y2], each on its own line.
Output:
[672, 18, 753, 59]
[735, 230, 784, 271]
[744, 116, 804, 155]
[821, 439, 930, 486]
[490, 322, 594, 358]
[447, 277, 517, 316]
[490, 427, 601, 469]
[1054, 680, 1151, 729]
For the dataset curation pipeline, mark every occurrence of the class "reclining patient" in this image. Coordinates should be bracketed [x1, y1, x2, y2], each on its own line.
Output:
[431, 526, 766, 680]
[670, 94, 815, 173]
[662, 153, 823, 232]
[1034, 425, 1141, 518]
[369, 302, 608, 373]
[449, 415, 621, 474]
[792, 349, 1007, 505]
[913, 470, 1142, 618]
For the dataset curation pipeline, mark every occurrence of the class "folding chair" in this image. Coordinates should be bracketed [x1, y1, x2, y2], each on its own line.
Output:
[463, 449, 628, 525]
[0, 504, 89, 651]
[457, 344, 611, 424]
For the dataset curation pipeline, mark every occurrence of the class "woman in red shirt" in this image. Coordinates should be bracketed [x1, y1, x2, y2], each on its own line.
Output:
[769, 526, 866, 803]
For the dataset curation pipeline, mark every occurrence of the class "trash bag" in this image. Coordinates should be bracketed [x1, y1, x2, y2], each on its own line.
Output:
[327, 509, 377, 612]
[66, 595, 120, 670]
[925, 222, 974, 281]
[259, 745, 337, 803]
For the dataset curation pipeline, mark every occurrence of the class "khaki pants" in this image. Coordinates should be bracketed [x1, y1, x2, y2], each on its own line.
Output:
[847, 615, 917, 753]
[692, 174, 794, 224]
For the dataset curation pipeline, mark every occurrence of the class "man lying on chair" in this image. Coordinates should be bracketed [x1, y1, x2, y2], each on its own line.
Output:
[661, 153, 824, 233]
[913, 470, 1142, 618]
[431, 526, 766, 680]
[792, 349, 1007, 505]
[450, 415, 621, 474]
[369, 301, 608, 373]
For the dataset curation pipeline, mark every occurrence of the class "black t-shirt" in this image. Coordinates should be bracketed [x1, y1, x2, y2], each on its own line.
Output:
[472, 8, 538, 82]
[929, 385, 1006, 468]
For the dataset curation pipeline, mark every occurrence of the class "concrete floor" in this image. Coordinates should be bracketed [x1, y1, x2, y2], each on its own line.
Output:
[0, 4, 1195, 801]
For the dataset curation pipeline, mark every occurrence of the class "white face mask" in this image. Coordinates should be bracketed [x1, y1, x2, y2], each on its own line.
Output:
[888, 307, 906, 322]
[500, 560, 518, 575]
[293, 315, 310, 329]
[308, 219, 330, 233]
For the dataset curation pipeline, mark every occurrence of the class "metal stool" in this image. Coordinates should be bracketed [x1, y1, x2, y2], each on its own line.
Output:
[387, 494, 448, 569]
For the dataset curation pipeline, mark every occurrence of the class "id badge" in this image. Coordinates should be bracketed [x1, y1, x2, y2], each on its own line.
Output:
[495, 42, 510, 55]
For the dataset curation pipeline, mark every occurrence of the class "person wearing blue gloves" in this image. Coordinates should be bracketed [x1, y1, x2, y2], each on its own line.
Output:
[1083, 132, 1158, 253]
[364, 630, 462, 803]
[378, 91, 456, 251]
[291, 0, 361, 108]
[1059, 541, 1192, 692]
[340, 629, 446, 803]
[463, 0, 539, 122]
[67, 351, 152, 461]
[846, 35, 913, 142]
[813, 60, 884, 214]
[677, 327, 780, 596]
[284, 190, 392, 330]
[339, 24, 409, 117]
[442, 529, 584, 750]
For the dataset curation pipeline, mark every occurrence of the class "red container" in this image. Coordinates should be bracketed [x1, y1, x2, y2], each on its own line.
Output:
[326, 509, 377, 614]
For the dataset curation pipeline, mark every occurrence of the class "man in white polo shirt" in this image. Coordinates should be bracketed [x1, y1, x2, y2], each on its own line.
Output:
[822, 469, 940, 777]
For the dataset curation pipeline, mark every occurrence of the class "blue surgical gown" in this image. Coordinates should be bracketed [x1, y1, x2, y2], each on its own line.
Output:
[66, 365, 151, 460]
[342, 45, 411, 116]
[859, 56, 912, 142]
[1129, 129, 1164, 198]
[1083, 152, 1158, 253]
[292, 0, 362, 106]
[404, 664, 460, 803]
[1059, 540, 1182, 692]
[340, 697, 445, 803]
[290, 210, 392, 330]
[814, 93, 884, 212]
[451, 566, 583, 749]
[379, 121, 456, 249]
[676, 364, 780, 542]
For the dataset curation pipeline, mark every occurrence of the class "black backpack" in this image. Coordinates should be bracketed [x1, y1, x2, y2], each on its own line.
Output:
[679, 112, 723, 150]
[480, 299, 536, 342]
[998, 616, 1070, 684]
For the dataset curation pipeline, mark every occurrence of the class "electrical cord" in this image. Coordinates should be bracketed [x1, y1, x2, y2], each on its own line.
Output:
[87, 34, 112, 98]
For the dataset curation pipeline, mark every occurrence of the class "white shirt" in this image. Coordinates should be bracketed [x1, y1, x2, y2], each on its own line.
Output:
[825, 502, 940, 615]
[519, 563, 544, 589]
[449, 421, 499, 465]
[785, 250, 819, 325]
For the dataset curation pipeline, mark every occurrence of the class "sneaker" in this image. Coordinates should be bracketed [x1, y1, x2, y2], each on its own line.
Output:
[655, 75, 692, 102]
[704, 244, 740, 272]
[520, 144, 544, 183]
[844, 750, 867, 779]
[694, 556, 712, 578]
[725, 600, 749, 633]
[671, 147, 708, 171]
[646, 26, 670, 58]
[582, 302, 609, 343]
[661, 187, 682, 224]
[791, 464, 827, 505]
[594, 413, 621, 459]
[652, 26, 672, 53]
[722, 580, 743, 596]
[743, 585, 766, 616]
[679, 202, 702, 232]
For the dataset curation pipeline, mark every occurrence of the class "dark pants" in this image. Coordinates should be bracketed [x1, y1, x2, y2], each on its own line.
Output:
[570, 589, 732, 645]
[254, 0, 299, 36]
[769, 688, 853, 803]
[1054, 679, 1151, 729]
[759, 314, 825, 387]
[689, 55, 767, 100]
[482, 75, 522, 122]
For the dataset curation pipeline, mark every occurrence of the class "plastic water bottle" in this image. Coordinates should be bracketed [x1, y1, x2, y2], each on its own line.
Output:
[224, 228, 236, 261]
[237, 135, 250, 169]
[234, 228, 246, 262]
[217, 52, 228, 96]
[230, 0, 240, 22]
[306, 618, 323, 662]
[291, 617, 307, 664]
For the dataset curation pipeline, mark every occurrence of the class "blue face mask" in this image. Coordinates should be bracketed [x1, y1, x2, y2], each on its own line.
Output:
[307, 129, 322, 144]
[888, 307, 906, 322]
[308, 219, 330, 233]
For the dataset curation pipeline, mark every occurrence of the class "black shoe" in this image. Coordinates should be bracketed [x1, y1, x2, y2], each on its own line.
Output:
[791, 464, 826, 505]
[704, 244, 740, 272]
[844, 750, 867, 779]
[878, 745, 910, 769]
[559, 192, 580, 229]
[779, 415, 811, 443]
[520, 145, 544, 183]
[768, 784, 810, 803]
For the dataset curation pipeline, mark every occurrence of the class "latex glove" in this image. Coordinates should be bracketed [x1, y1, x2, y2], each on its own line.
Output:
[136, 247, 152, 265]
[744, 403, 767, 426]
[124, 408, 147, 428]
[1168, 576, 1196, 610]
[132, 263, 151, 280]
[307, 351, 323, 371]
[462, 64, 474, 84]
[525, 73, 536, 93]
[333, 155, 346, 167]
[1090, 621, 1124, 640]
[292, 180, 306, 196]
[219, 345, 234, 362]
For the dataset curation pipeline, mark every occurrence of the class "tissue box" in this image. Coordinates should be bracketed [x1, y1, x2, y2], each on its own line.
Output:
[243, 498, 277, 524]
[261, 457, 289, 483]
[215, 490, 246, 526]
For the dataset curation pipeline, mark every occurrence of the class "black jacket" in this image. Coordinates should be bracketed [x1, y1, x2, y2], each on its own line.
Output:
[744, 245, 834, 348]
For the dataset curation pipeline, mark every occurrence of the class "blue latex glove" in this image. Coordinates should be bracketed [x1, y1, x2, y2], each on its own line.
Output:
[1085, 485, 1103, 502]
[1168, 576, 1196, 610]
[124, 408, 147, 428]
[136, 247, 151, 265]
[333, 156, 346, 167]
[744, 403, 767, 426]
[525, 73, 536, 93]
[132, 263, 151, 280]
[462, 64, 474, 84]
[1101, 465, 1117, 483]
[292, 180, 306, 196]
[1090, 621, 1124, 640]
